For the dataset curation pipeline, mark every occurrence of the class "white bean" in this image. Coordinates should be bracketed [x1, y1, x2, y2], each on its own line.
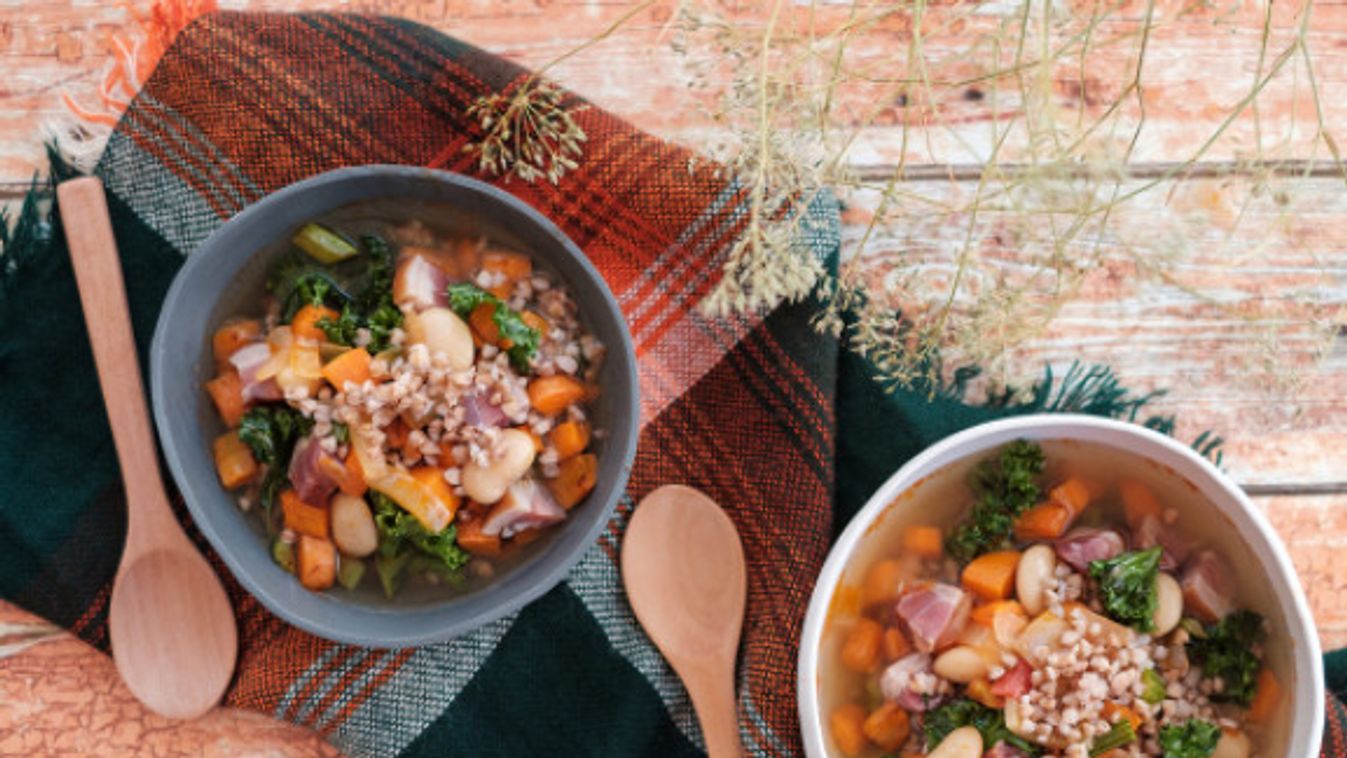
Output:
[329, 493, 378, 558]
[1212, 729, 1252, 758]
[1153, 572, 1183, 636]
[405, 307, 474, 370]
[927, 725, 983, 758]
[933, 645, 990, 684]
[462, 429, 536, 504]
[1017, 544, 1057, 615]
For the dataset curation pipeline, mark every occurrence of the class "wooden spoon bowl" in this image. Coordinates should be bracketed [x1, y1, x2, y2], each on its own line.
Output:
[622, 485, 747, 758]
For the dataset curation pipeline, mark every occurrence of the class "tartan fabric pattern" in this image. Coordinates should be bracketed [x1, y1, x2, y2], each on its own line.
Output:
[30, 11, 836, 756]
[0, 10, 1342, 757]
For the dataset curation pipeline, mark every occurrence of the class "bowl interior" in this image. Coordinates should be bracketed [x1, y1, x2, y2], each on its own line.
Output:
[151, 167, 639, 646]
[798, 417, 1322, 758]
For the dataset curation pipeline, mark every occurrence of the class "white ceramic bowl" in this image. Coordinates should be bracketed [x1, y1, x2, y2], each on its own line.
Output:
[798, 414, 1323, 757]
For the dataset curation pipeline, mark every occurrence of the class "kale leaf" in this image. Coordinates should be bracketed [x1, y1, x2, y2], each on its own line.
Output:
[445, 282, 540, 372]
[238, 405, 309, 464]
[924, 699, 1038, 755]
[236, 405, 313, 521]
[268, 266, 351, 323]
[945, 440, 1046, 563]
[316, 305, 361, 346]
[1186, 609, 1265, 706]
[1089, 546, 1162, 631]
[312, 234, 403, 354]
[370, 491, 470, 598]
[1157, 719, 1221, 758]
[354, 234, 396, 312]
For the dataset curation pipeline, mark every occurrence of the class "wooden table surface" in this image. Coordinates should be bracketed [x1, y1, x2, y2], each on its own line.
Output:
[2, 0, 1345, 754]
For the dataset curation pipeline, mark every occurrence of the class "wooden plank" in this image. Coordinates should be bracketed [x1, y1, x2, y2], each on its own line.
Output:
[840, 174, 1347, 487]
[1256, 493, 1347, 650]
[3, 0, 1347, 180]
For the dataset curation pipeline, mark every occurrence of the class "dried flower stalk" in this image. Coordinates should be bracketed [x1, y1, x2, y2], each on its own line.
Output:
[672, 0, 1340, 393]
[464, 83, 586, 185]
[464, 0, 655, 184]
[470, 0, 1340, 397]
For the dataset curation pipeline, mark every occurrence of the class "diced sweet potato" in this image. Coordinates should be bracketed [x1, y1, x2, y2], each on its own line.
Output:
[861, 702, 910, 750]
[212, 431, 258, 489]
[881, 626, 911, 661]
[481, 251, 532, 298]
[860, 559, 904, 608]
[1248, 667, 1281, 721]
[547, 453, 597, 509]
[1014, 502, 1073, 541]
[961, 550, 1021, 601]
[281, 490, 330, 539]
[317, 451, 367, 497]
[841, 617, 883, 673]
[321, 347, 372, 390]
[1049, 476, 1092, 517]
[291, 304, 339, 342]
[205, 370, 248, 427]
[550, 421, 590, 460]
[1120, 479, 1163, 526]
[521, 310, 549, 337]
[212, 319, 261, 362]
[901, 525, 943, 558]
[469, 303, 503, 346]
[296, 535, 336, 591]
[456, 518, 503, 556]
[829, 704, 867, 756]
[970, 600, 1026, 626]
[527, 375, 586, 417]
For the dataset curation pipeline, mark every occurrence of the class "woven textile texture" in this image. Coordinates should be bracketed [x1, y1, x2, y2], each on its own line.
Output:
[0, 11, 1341, 757]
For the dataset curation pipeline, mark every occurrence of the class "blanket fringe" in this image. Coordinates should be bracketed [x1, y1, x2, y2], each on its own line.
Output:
[0, 142, 86, 327]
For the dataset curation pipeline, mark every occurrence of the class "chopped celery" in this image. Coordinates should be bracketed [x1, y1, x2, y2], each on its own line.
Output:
[1180, 617, 1208, 639]
[338, 557, 366, 590]
[1141, 669, 1167, 704]
[1090, 720, 1136, 755]
[272, 538, 296, 573]
[376, 551, 410, 598]
[293, 222, 358, 263]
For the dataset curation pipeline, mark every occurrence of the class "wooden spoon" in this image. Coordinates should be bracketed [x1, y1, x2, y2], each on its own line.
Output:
[58, 177, 237, 720]
[622, 485, 746, 758]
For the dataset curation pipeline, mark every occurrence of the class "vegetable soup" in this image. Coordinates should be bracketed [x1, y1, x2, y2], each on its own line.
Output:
[820, 440, 1290, 758]
[205, 202, 605, 599]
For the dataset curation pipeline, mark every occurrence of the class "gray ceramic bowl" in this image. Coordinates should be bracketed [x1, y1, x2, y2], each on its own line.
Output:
[150, 165, 639, 647]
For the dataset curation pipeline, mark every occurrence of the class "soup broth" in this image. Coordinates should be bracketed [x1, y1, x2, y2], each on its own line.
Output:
[818, 439, 1290, 757]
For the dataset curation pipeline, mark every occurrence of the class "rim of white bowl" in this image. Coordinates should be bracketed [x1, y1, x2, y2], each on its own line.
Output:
[797, 413, 1324, 758]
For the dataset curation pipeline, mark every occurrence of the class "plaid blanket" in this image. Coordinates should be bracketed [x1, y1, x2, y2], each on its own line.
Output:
[0, 11, 1342, 757]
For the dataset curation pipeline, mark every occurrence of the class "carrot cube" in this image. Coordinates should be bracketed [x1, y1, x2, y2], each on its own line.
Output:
[212, 431, 258, 489]
[205, 370, 248, 427]
[321, 347, 372, 390]
[281, 490, 330, 539]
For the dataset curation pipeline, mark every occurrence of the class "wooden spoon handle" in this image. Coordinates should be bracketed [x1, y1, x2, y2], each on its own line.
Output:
[58, 178, 168, 528]
[686, 665, 743, 758]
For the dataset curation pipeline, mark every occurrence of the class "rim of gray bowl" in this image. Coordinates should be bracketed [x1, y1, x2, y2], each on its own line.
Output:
[149, 165, 640, 647]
